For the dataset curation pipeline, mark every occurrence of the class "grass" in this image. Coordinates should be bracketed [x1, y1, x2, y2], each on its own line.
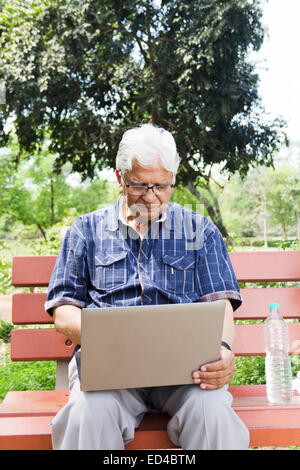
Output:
[0, 321, 57, 402]
[0, 342, 56, 402]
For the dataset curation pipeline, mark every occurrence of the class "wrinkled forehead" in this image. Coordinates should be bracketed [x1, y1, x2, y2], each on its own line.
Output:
[124, 158, 174, 182]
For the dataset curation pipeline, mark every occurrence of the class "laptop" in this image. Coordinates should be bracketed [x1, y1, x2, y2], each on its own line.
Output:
[80, 300, 225, 391]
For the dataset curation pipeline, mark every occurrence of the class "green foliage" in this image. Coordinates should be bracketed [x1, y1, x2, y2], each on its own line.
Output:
[0, 141, 121, 239]
[170, 184, 204, 213]
[0, 352, 56, 401]
[221, 163, 300, 240]
[0, 0, 286, 183]
[68, 179, 120, 215]
[231, 353, 300, 386]
[0, 319, 13, 342]
[0, 262, 12, 294]
[230, 238, 300, 250]
[266, 166, 300, 239]
[0, 0, 289, 239]
[27, 209, 78, 255]
[232, 356, 266, 385]
[0, 239, 13, 294]
[291, 354, 300, 378]
[278, 239, 300, 251]
[5, 148, 77, 233]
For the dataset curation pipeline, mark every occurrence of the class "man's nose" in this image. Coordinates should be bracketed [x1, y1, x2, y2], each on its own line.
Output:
[142, 188, 157, 202]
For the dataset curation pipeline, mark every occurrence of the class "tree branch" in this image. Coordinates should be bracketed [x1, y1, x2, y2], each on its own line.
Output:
[203, 140, 229, 156]
[152, 36, 178, 45]
[134, 33, 149, 65]
[146, 0, 159, 122]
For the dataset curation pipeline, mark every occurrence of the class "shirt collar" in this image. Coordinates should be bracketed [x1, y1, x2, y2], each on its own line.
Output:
[107, 195, 173, 232]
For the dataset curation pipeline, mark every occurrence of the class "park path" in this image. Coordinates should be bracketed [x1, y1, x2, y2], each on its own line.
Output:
[0, 295, 12, 322]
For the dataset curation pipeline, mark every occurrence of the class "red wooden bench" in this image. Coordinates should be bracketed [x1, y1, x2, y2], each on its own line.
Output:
[0, 251, 300, 450]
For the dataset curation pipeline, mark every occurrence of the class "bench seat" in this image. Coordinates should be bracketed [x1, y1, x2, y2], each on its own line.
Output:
[1, 386, 300, 449]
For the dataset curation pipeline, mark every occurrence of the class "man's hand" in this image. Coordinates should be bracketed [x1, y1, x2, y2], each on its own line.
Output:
[192, 346, 236, 390]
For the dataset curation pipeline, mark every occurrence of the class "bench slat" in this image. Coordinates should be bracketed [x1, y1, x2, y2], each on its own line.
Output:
[11, 288, 300, 325]
[0, 414, 178, 450]
[12, 293, 52, 324]
[10, 323, 300, 361]
[3, 390, 69, 404]
[1, 386, 268, 404]
[0, 416, 53, 450]
[234, 323, 300, 356]
[0, 403, 65, 417]
[236, 287, 300, 319]
[125, 429, 177, 450]
[249, 428, 300, 447]
[12, 256, 56, 287]
[11, 252, 300, 288]
[230, 251, 300, 282]
[10, 329, 75, 361]
[6, 395, 300, 416]
[2, 402, 300, 449]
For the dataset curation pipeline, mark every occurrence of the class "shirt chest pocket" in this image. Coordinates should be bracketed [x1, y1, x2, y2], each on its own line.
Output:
[94, 250, 128, 291]
[159, 254, 195, 294]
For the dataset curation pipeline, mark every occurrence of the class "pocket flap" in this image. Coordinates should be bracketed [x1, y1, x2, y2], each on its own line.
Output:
[162, 254, 195, 270]
[95, 250, 128, 266]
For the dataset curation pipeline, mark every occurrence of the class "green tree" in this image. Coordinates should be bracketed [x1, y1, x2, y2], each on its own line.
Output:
[265, 165, 300, 240]
[0, 148, 15, 215]
[8, 150, 72, 239]
[69, 178, 120, 214]
[0, 140, 122, 237]
[0, 0, 287, 243]
[221, 164, 300, 241]
[221, 169, 269, 241]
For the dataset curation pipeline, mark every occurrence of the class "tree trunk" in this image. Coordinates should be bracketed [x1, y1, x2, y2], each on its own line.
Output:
[37, 223, 47, 242]
[262, 191, 268, 248]
[146, 0, 158, 124]
[282, 226, 287, 240]
[50, 177, 55, 226]
[187, 181, 232, 246]
[263, 215, 268, 248]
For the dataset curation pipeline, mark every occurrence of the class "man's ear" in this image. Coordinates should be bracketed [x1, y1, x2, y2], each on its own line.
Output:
[116, 169, 123, 193]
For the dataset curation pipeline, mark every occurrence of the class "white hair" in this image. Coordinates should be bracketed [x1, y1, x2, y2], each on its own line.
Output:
[116, 123, 180, 174]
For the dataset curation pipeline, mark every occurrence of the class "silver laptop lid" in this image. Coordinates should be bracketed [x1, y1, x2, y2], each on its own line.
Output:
[80, 300, 225, 391]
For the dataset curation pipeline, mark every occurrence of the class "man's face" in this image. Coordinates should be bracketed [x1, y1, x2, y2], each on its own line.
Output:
[116, 159, 174, 223]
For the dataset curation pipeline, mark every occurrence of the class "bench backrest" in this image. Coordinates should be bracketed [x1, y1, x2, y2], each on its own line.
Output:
[10, 252, 300, 387]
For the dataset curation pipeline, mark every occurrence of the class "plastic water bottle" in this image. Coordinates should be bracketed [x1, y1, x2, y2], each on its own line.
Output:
[264, 303, 293, 404]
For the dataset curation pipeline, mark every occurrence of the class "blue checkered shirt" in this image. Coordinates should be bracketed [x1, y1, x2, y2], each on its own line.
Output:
[45, 197, 242, 316]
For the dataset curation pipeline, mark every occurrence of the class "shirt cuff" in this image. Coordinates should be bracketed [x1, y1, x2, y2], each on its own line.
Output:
[197, 290, 243, 311]
[45, 297, 86, 317]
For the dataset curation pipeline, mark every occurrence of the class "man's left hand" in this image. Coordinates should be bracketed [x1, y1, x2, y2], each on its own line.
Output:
[192, 346, 236, 390]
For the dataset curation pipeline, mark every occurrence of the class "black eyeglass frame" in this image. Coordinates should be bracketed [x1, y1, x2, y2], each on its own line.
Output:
[120, 173, 175, 195]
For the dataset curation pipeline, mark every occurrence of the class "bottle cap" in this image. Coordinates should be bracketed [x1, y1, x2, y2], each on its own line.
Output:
[269, 303, 280, 309]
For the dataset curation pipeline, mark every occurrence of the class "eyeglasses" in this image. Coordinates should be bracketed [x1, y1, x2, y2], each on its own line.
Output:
[121, 174, 174, 196]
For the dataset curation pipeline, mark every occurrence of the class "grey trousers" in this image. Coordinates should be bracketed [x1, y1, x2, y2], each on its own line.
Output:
[51, 356, 249, 450]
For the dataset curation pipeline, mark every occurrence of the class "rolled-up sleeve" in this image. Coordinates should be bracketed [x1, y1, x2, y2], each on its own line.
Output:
[45, 217, 88, 316]
[196, 222, 242, 311]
